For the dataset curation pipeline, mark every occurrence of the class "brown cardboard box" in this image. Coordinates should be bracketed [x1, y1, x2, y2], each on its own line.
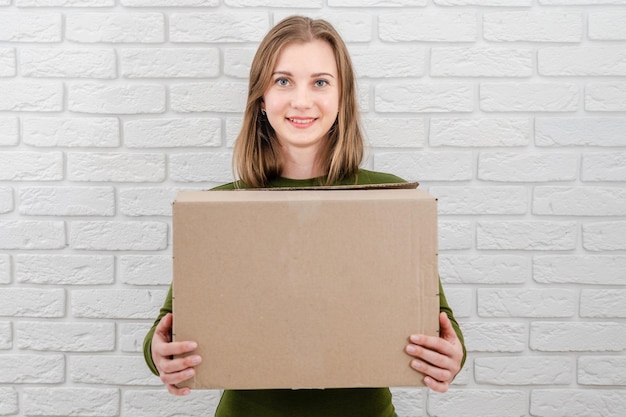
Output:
[172, 185, 439, 390]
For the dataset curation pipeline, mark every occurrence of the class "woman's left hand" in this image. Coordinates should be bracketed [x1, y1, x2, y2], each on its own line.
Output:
[405, 312, 464, 393]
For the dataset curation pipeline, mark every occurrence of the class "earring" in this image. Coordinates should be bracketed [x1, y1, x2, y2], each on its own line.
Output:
[261, 108, 266, 116]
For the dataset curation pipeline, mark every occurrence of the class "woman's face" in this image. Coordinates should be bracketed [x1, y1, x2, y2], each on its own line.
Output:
[262, 39, 340, 155]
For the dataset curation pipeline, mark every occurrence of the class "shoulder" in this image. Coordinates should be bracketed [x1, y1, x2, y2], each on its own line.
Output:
[210, 181, 247, 190]
[355, 169, 407, 185]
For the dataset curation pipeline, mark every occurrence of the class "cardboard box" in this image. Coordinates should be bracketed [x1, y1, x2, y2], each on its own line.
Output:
[172, 185, 439, 390]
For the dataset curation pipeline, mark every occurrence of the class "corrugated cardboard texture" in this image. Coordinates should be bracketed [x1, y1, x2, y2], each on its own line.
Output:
[173, 187, 439, 390]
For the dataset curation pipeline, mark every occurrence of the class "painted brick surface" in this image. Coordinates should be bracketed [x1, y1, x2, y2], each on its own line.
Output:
[2, 2, 625, 416]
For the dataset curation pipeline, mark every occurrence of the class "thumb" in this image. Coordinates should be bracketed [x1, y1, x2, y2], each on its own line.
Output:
[439, 312, 456, 341]
[156, 313, 173, 339]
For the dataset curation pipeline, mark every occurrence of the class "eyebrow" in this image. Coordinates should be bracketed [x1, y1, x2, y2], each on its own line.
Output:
[272, 71, 336, 78]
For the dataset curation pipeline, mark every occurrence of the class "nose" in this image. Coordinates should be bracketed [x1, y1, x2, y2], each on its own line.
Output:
[291, 86, 313, 109]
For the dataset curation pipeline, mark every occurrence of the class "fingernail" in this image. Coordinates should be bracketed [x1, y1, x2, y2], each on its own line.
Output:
[410, 335, 420, 343]
[191, 355, 201, 364]
[406, 345, 417, 354]
[188, 342, 198, 350]
[412, 360, 423, 370]
[185, 369, 194, 378]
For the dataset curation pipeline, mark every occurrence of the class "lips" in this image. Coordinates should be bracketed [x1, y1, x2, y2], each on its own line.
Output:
[287, 117, 317, 128]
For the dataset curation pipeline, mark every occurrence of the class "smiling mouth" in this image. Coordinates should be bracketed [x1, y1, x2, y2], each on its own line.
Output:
[288, 117, 316, 124]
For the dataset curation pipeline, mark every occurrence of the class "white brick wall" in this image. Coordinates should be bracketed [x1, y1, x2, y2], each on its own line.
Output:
[0, 1, 624, 416]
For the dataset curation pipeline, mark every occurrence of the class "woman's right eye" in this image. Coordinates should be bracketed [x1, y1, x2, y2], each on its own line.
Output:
[275, 78, 289, 86]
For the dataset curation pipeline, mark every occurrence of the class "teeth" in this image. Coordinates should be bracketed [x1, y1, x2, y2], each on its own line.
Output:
[289, 118, 314, 124]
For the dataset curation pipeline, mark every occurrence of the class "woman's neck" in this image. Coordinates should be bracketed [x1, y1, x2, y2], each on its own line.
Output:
[280, 145, 323, 179]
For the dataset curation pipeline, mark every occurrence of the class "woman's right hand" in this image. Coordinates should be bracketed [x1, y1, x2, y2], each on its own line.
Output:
[151, 313, 202, 396]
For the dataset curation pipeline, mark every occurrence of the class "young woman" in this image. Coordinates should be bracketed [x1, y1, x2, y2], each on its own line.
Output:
[144, 15, 466, 417]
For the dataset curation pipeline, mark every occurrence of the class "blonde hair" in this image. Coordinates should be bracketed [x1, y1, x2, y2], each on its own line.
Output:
[233, 16, 364, 188]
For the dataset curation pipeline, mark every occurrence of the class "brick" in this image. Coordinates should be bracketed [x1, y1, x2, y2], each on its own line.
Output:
[583, 152, 626, 181]
[534, 187, 626, 216]
[581, 289, 626, 318]
[539, 47, 626, 76]
[379, 11, 476, 42]
[71, 289, 166, 319]
[484, 11, 582, 42]
[531, 389, 626, 417]
[0, 322, 11, 349]
[68, 152, 166, 182]
[0, 187, 13, 214]
[478, 288, 576, 317]
[119, 187, 177, 217]
[350, 46, 425, 78]
[169, 152, 233, 183]
[24, 388, 118, 417]
[478, 221, 577, 250]
[578, 357, 626, 385]
[66, 13, 164, 43]
[123, 390, 221, 417]
[70, 221, 167, 251]
[388, 389, 424, 417]
[375, 82, 473, 113]
[120, 323, 152, 352]
[479, 152, 577, 182]
[436, 0, 531, 4]
[0, 220, 65, 250]
[225, 0, 321, 5]
[330, 0, 425, 5]
[121, 0, 217, 4]
[530, 322, 626, 352]
[462, 322, 525, 352]
[17, 322, 114, 352]
[0, 12, 61, 42]
[431, 117, 530, 147]
[0, 388, 17, 415]
[536, 117, 626, 147]
[19, 186, 115, 216]
[361, 117, 425, 148]
[0, 288, 64, 317]
[0, 48, 15, 77]
[124, 118, 221, 148]
[542, 0, 626, 3]
[170, 12, 268, 42]
[432, 47, 532, 77]
[15, 254, 114, 285]
[442, 287, 472, 318]
[439, 255, 529, 285]
[0, 354, 64, 383]
[480, 82, 578, 112]
[68, 83, 165, 114]
[70, 355, 162, 385]
[21, 48, 116, 78]
[171, 82, 247, 113]
[224, 47, 256, 78]
[120, 255, 172, 286]
[432, 186, 527, 215]
[121, 48, 219, 78]
[475, 356, 573, 385]
[584, 221, 626, 251]
[374, 151, 473, 181]
[17, 0, 114, 4]
[589, 11, 626, 40]
[0, 255, 9, 284]
[274, 12, 374, 43]
[23, 117, 119, 147]
[225, 117, 242, 147]
[0, 151, 63, 181]
[439, 221, 472, 250]
[0, 81, 63, 111]
[586, 82, 626, 111]
[534, 255, 626, 285]
[0, 117, 18, 146]
[429, 389, 527, 417]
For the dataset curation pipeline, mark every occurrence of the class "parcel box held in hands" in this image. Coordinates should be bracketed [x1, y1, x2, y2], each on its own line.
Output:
[172, 185, 439, 390]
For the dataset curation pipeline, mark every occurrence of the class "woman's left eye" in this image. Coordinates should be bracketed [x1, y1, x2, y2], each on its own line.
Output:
[314, 79, 329, 87]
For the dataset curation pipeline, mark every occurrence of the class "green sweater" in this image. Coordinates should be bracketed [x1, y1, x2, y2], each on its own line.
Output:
[143, 169, 466, 417]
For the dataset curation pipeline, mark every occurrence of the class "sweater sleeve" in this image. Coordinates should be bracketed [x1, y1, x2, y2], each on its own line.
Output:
[143, 284, 173, 376]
